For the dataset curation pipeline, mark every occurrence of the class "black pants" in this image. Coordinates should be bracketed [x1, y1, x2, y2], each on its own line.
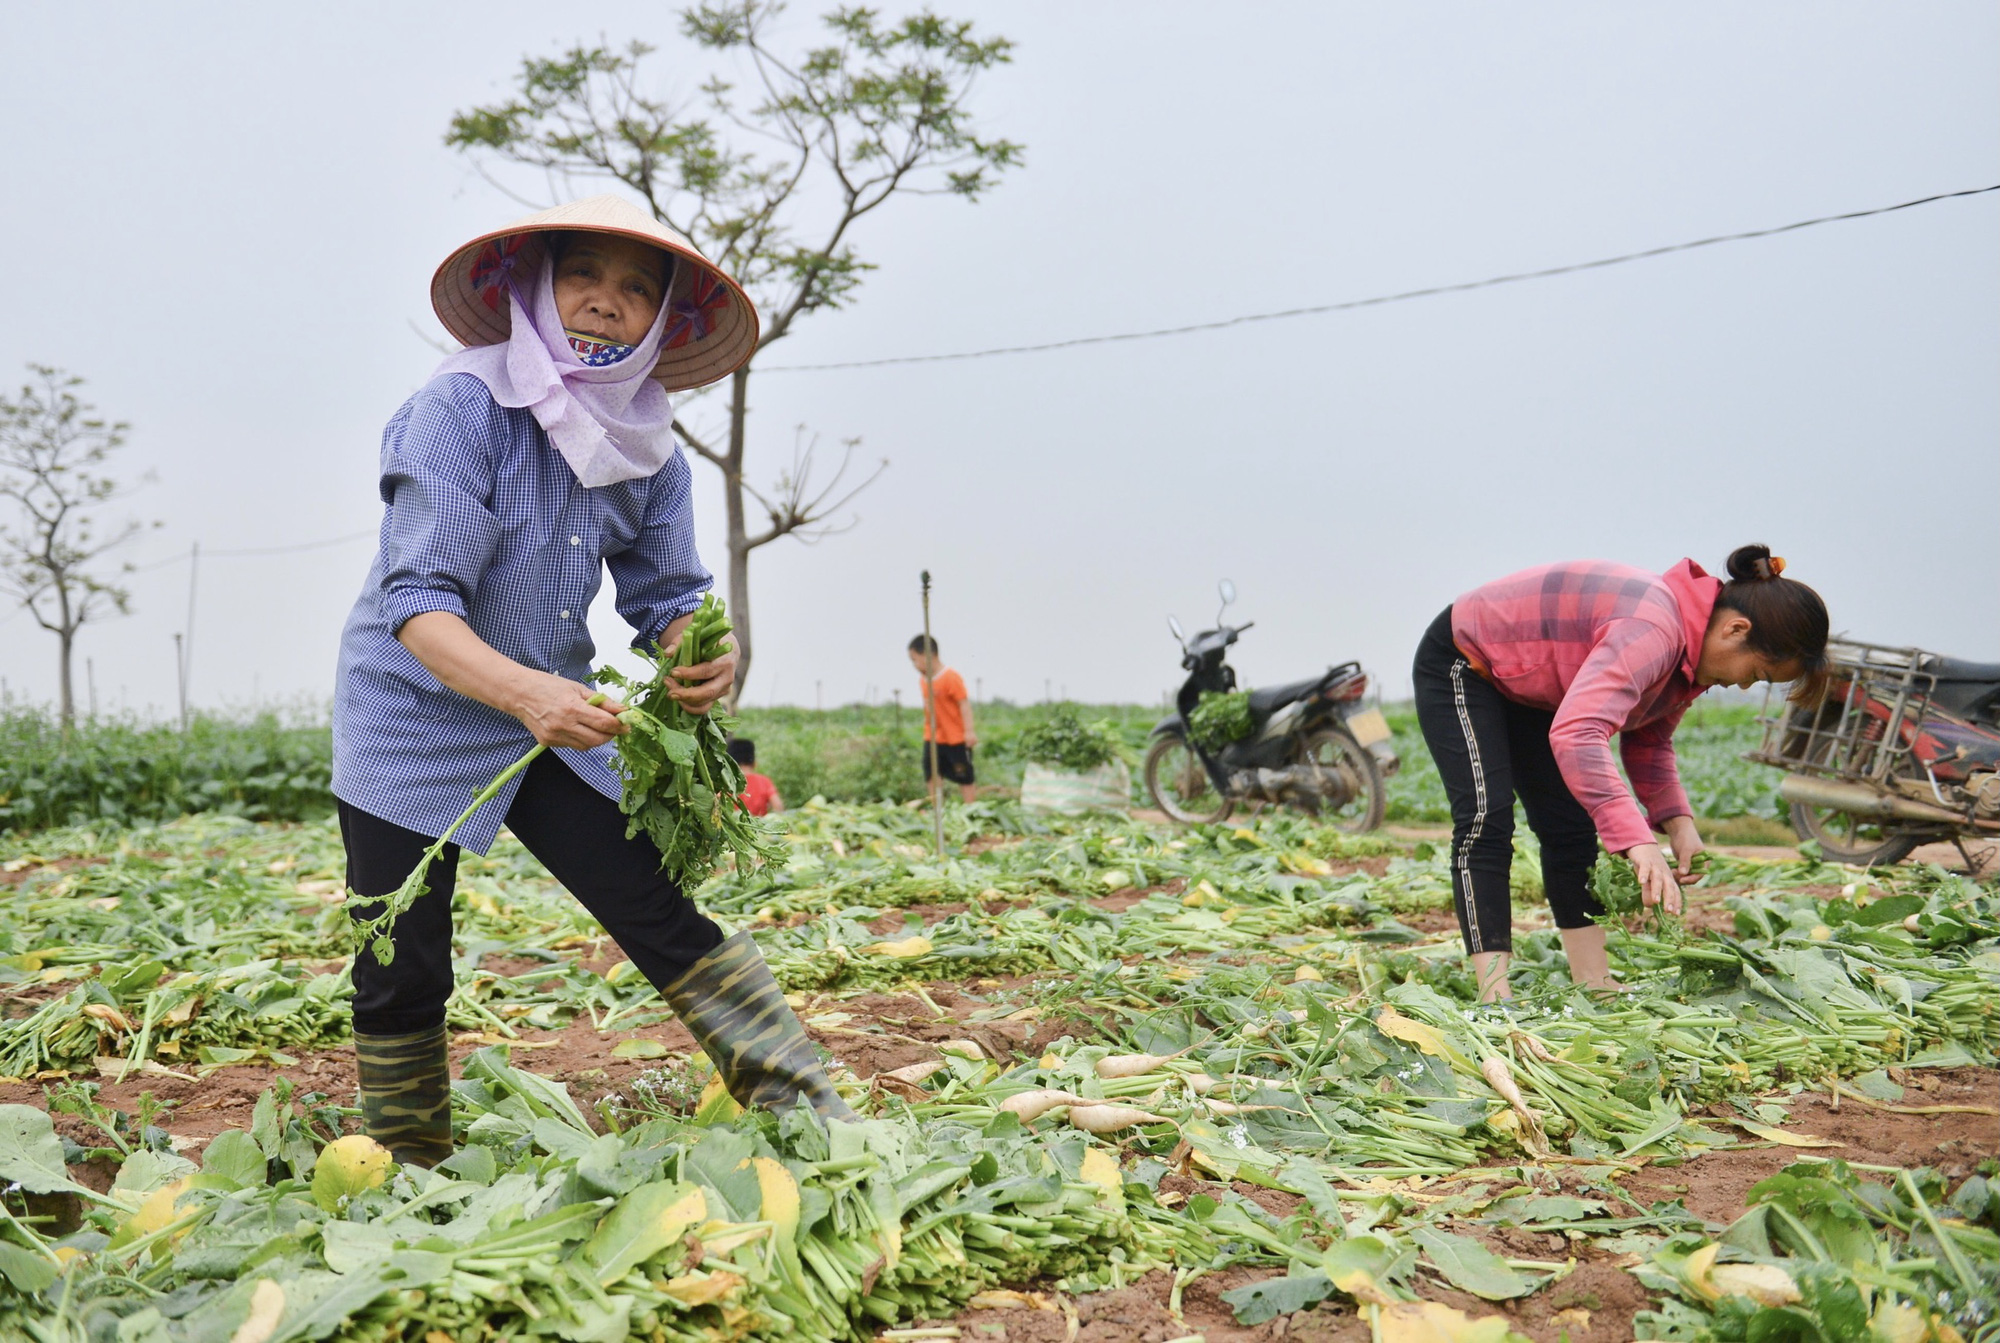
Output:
[1411, 607, 1604, 955]
[340, 751, 725, 1036]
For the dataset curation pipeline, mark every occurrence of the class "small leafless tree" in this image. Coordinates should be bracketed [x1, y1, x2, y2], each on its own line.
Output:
[0, 366, 153, 729]
[448, 1, 1021, 693]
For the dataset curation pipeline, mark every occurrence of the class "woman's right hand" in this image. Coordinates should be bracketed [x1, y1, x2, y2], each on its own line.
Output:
[1622, 842, 1685, 915]
[512, 672, 628, 749]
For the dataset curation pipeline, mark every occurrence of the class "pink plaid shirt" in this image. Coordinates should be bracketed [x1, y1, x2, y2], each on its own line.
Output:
[1450, 559, 1720, 853]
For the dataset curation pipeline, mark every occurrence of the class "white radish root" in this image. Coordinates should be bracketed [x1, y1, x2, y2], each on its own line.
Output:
[998, 1089, 1090, 1121]
[1094, 1050, 1185, 1079]
[1067, 1103, 1173, 1134]
[1509, 1031, 1557, 1063]
[880, 1061, 946, 1085]
[1480, 1055, 1552, 1155]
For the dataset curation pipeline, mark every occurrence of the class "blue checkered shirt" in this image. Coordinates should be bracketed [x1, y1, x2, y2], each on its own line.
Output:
[332, 373, 711, 852]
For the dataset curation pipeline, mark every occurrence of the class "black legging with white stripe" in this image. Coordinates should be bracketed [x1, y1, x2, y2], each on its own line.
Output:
[1411, 606, 1605, 954]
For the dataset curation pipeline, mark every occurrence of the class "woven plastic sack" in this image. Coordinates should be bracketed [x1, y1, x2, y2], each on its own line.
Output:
[1020, 761, 1131, 814]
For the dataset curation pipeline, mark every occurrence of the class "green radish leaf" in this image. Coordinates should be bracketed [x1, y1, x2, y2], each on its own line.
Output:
[0, 1242, 57, 1293]
[1410, 1225, 1533, 1300]
[584, 1179, 707, 1285]
[1221, 1271, 1333, 1325]
[611, 1038, 669, 1059]
[0, 1105, 91, 1196]
[200, 1130, 267, 1188]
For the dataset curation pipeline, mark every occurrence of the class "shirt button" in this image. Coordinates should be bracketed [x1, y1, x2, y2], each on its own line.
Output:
[570, 535, 580, 546]
[560, 610, 572, 620]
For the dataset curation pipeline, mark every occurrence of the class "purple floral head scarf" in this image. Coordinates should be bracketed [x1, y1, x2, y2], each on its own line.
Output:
[434, 251, 679, 488]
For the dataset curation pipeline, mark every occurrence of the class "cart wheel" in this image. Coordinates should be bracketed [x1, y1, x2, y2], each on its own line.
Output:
[1144, 735, 1233, 825]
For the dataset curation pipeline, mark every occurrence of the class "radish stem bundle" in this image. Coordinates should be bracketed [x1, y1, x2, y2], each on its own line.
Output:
[594, 593, 788, 891]
[350, 596, 783, 964]
[348, 695, 610, 964]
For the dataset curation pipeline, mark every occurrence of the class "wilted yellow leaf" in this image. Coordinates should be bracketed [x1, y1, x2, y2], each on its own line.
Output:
[229, 1279, 286, 1343]
[693, 1074, 744, 1124]
[82, 1003, 134, 1033]
[863, 935, 934, 958]
[750, 1157, 799, 1240]
[662, 1270, 744, 1306]
[312, 1135, 393, 1210]
[1295, 965, 1325, 982]
[1732, 1118, 1842, 1148]
[1376, 1006, 1449, 1058]
[969, 1289, 1056, 1311]
[1378, 1300, 1525, 1342]
[1078, 1147, 1122, 1192]
[114, 1179, 192, 1247]
[1869, 1301, 1926, 1343]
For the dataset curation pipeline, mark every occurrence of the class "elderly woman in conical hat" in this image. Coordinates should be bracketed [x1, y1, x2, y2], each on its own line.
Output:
[332, 197, 852, 1166]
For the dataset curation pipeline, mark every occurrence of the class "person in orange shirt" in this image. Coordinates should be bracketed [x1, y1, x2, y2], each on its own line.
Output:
[725, 737, 783, 816]
[908, 635, 977, 803]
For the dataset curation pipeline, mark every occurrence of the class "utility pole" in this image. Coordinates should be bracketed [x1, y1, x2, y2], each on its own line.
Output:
[919, 571, 943, 858]
[180, 541, 199, 727]
[174, 634, 187, 731]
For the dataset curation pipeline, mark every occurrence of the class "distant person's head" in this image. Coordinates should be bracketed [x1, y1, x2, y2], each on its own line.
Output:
[908, 634, 941, 675]
[725, 736, 756, 767]
[1696, 544, 1830, 704]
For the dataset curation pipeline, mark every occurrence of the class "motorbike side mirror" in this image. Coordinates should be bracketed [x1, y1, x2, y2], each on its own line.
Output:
[1216, 579, 1236, 627]
[1167, 615, 1186, 646]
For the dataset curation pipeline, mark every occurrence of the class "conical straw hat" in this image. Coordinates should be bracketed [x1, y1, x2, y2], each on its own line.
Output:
[431, 195, 760, 392]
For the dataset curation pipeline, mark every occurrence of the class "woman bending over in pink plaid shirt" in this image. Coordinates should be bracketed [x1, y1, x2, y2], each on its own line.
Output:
[1412, 544, 1829, 1002]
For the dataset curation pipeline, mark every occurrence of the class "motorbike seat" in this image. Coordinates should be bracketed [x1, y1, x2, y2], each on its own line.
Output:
[1924, 655, 2000, 685]
[1248, 676, 1327, 720]
[1916, 655, 2000, 722]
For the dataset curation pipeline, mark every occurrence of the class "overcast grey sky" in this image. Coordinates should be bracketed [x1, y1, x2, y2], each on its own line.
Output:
[2, 3, 1994, 716]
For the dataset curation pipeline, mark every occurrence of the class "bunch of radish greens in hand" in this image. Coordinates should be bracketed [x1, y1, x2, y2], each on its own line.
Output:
[350, 595, 783, 965]
[594, 594, 788, 891]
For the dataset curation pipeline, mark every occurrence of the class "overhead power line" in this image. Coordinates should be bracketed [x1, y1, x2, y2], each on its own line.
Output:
[134, 528, 375, 572]
[761, 183, 2000, 373]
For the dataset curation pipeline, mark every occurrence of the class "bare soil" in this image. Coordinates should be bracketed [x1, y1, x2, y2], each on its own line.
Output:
[4, 945, 1993, 1343]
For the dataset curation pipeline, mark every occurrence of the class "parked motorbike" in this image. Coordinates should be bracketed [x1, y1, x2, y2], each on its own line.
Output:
[1748, 639, 2000, 866]
[1144, 580, 1398, 830]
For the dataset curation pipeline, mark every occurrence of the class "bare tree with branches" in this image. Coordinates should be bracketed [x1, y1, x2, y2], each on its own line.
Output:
[0, 366, 154, 729]
[447, 1, 1021, 694]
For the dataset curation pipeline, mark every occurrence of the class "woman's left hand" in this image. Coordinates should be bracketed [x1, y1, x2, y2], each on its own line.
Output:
[1662, 815, 1706, 885]
[661, 616, 737, 715]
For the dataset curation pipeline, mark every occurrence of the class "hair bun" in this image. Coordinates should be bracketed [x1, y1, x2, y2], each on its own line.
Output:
[1726, 543, 1778, 582]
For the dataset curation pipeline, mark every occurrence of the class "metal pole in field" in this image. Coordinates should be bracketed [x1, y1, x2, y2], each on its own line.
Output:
[180, 541, 199, 728]
[920, 570, 943, 858]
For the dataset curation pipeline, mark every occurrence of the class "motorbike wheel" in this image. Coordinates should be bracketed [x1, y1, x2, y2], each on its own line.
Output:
[1786, 731, 1920, 866]
[1300, 728, 1386, 832]
[1144, 735, 1234, 825]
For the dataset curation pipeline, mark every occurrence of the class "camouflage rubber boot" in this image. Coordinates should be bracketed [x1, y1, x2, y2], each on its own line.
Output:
[353, 1024, 454, 1167]
[662, 932, 857, 1122]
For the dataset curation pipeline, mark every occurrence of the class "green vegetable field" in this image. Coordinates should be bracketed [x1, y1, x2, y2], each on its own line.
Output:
[0, 771, 1993, 1340]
